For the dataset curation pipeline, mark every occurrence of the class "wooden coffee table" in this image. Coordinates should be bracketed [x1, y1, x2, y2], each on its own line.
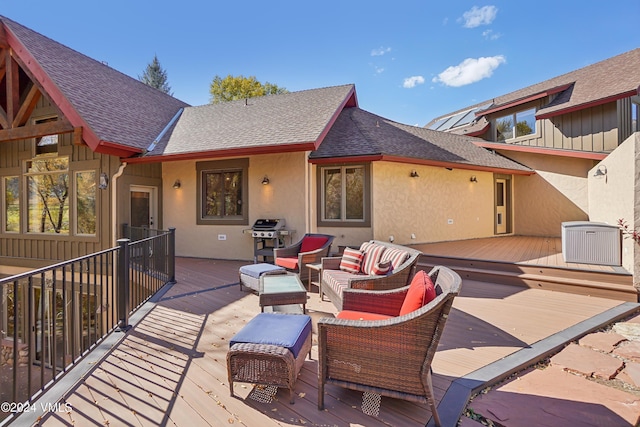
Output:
[259, 272, 307, 313]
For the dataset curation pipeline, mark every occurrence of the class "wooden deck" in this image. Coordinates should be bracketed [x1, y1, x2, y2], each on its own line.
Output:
[23, 253, 640, 427]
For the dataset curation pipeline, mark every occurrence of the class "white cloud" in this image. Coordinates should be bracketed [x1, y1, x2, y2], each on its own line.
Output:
[460, 5, 498, 28]
[482, 29, 501, 40]
[371, 46, 392, 56]
[403, 76, 425, 88]
[432, 55, 506, 87]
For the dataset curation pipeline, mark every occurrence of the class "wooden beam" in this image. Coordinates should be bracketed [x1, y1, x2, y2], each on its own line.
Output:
[0, 25, 7, 49]
[12, 83, 41, 127]
[5, 50, 19, 126]
[0, 108, 8, 129]
[73, 126, 84, 146]
[0, 119, 74, 142]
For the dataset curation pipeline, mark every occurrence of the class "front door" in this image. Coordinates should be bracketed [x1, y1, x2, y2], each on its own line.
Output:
[130, 186, 157, 229]
[495, 178, 510, 234]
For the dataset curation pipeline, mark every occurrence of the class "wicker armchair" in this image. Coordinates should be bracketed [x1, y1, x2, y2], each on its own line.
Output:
[274, 233, 335, 272]
[320, 240, 421, 311]
[317, 266, 462, 427]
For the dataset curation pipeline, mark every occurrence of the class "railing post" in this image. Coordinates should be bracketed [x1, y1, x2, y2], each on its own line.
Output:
[116, 238, 131, 332]
[168, 227, 176, 284]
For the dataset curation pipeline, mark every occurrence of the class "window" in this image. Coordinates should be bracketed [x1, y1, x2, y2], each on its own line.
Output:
[633, 101, 639, 132]
[4, 176, 19, 232]
[196, 159, 249, 225]
[318, 164, 370, 227]
[26, 157, 69, 234]
[496, 108, 536, 141]
[75, 171, 96, 235]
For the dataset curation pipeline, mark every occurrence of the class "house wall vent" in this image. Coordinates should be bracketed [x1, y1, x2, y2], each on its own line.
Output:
[561, 221, 621, 266]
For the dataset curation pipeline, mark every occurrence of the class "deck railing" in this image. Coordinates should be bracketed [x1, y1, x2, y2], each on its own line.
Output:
[0, 228, 176, 425]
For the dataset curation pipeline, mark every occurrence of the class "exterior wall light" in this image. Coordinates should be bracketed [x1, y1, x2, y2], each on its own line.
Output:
[262, 176, 270, 185]
[593, 165, 607, 177]
[470, 175, 478, 183]
[173, 180, 181, 189]
[410, 170, 419, 178]
[98, 173, 109, 190]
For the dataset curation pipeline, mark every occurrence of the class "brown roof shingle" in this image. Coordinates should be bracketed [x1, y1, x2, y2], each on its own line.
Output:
[1, 15, 189, 155]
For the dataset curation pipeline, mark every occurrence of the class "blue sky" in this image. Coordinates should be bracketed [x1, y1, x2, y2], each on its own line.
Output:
[3, 1, 639, 126]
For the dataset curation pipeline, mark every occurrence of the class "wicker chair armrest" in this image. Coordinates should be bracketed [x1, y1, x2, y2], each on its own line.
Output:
[341, 287, 407, 316]
[321, 256, 342, 270]
[273, 243, 302, 259]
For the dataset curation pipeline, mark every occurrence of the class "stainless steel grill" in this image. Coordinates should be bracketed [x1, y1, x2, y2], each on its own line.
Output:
[249, 219, 287, 263]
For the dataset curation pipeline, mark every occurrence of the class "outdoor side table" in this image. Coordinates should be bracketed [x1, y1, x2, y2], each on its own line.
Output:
[305, 262, 322, 292]
[227, 312, 312, 404]
[259, 272, 307, 313]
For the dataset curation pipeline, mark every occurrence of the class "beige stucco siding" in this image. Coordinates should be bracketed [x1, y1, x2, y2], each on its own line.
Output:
[503, 151, 593, 236]
[588, 133, 638, 276]
[162, 152, 308, 261]
[370, 162, 495, 245]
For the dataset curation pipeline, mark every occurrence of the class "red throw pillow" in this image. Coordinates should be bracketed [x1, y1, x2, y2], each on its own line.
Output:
[399, 270, 436, 316]
[340, 248, 364, 274]
[300, 236, 329, 253]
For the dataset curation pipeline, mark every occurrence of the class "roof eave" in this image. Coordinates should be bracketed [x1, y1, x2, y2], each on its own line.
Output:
[536, 89, 638, 120]
[478, 83, 573, 117]
[473, 140, 609, 160]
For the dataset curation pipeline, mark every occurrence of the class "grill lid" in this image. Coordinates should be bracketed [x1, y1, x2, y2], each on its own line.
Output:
[252, 218, 286, 230]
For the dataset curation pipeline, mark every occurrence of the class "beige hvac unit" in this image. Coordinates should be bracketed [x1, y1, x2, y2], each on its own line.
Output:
[561, 221, 621, 266]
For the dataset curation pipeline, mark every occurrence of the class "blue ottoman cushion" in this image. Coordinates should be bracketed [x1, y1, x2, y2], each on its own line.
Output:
[230, 313, 312, 358]
[239, 263, 285, 279]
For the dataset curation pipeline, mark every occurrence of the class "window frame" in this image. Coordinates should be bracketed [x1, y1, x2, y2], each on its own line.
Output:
[74, 170, 97, 236]
[494, 107, 537, 142]
[196, 158, 249, 226]
[25, 155, 70, 235]
[317, 163, 371, 228]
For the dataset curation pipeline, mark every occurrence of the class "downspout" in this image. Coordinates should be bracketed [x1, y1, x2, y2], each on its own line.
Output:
[111, 162, 128, 245]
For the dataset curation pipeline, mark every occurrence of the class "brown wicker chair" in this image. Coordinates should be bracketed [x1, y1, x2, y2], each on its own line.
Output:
[317, 266, 462, 427]
[320, 240, 421, 311]
[274, 233, 334, 272]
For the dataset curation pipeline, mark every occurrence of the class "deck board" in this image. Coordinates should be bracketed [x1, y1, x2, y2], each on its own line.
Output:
[30, 253, 633, 427]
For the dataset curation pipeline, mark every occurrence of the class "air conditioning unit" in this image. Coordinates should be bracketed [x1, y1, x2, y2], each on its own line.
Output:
[561, 221, 621, 266]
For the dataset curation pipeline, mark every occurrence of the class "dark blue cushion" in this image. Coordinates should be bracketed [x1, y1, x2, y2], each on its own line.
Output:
[230, 313, 312, 358]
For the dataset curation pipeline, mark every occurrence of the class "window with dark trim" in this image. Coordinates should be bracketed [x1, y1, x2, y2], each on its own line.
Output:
[317, 164, 370, 227]
[196, 158, 249, 225]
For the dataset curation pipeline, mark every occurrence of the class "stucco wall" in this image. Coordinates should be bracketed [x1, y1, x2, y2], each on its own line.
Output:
[588, 133, 638, 275]
[503, 151, 594, 236]
[162, 152, 308, 261]
[370, 162, 495, 245]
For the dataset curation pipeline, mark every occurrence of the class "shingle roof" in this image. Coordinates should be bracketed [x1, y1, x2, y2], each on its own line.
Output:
[1, 16, 189, 155]
[141, 85, 356, 160]
[426, 48, 640, 132]
[310, 107, 532, 173]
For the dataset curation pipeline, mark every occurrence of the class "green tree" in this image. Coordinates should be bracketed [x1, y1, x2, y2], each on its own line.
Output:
[139, 54, 172, 95]
[209, 74, 288, 104]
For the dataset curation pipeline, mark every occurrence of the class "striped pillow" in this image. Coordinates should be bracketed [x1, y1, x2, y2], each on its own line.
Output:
[340, 248, 364, 274]
[359, 242, 386, 275]
[380, 248, 410, 271]
[371, 260, 392, 275]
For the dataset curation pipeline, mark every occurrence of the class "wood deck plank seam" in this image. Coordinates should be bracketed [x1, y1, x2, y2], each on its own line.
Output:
[431, 301, 640, 427]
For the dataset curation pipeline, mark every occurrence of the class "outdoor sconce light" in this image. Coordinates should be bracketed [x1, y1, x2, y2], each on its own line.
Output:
[470, 175, 478, 183]
[262, 176, 270, 185]
[593, 165, 607, 178]
[98, 173, 109, 190]
[173, 180, 181, 189]
[410, 170, 419, 178]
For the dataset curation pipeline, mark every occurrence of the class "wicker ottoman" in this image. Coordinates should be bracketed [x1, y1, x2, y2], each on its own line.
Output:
[239, 263, 286, 292]
[227, 312, 312, 404]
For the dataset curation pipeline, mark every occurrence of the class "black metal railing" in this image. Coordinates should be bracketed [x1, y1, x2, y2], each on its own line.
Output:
[0, 228, 175, 425]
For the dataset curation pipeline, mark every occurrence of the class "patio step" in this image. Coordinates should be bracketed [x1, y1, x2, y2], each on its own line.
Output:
[418, 255, 637, 302]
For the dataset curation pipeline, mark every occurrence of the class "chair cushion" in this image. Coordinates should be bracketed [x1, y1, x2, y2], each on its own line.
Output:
[340, 247, 364, 274]
[229, 312, 312, 358]
[359, 242, 386, 275]
[336, 310, 392, 321]
[323, 269, 356, 298]
[300, 235, 329, 253]
[275, 257, 299, 270]
[380, 248, 410, 271]
[371, 260, 392, 275]
[399, 270, 436, 316]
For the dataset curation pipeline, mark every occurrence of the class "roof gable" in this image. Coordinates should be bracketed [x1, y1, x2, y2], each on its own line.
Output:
[311, 107, 532, 174]
[0, 16, 189, 157]
[131, 85, 357, 162]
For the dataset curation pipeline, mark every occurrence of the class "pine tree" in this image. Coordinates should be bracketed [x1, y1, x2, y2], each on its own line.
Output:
[139, 55, 172, 95]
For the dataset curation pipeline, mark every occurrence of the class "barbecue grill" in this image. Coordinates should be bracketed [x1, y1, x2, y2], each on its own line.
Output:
[248, 219, 289, 263]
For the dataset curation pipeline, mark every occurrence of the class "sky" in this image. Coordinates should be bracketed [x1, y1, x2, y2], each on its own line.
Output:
[2, 1, 639, 127]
